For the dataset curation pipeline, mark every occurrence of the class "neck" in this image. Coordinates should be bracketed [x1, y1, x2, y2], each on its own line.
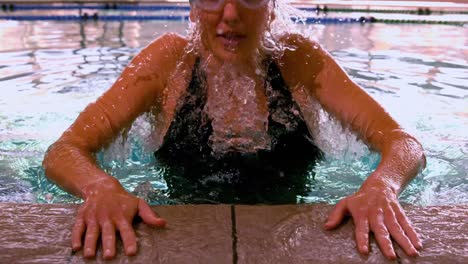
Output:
[199, 50, 268, 79]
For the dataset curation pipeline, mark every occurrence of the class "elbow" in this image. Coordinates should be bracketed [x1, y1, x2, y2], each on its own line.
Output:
[42, 135, 89, 182]
[42, 140, 66, 181]
[414, 141, 427, 171]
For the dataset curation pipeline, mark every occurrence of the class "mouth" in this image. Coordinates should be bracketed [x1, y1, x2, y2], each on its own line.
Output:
[216, 31, 246, 51]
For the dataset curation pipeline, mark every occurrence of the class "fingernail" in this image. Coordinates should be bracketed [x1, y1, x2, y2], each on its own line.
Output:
[156, 218, 166, 227]
[128, 245, 136, 254]
[84, 248, 93, 257]
[362, 246, 368, 254]
[104, 249, 112, 257]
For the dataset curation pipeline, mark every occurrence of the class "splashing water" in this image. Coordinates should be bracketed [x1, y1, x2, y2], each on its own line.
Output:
[204, 63, 271, 155]
[179, 0, 366, 158]
[2, 1, 465, 205]
[100, 0, 372, 174]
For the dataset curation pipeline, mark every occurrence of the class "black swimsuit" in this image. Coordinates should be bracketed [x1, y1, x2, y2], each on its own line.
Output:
[154, 58, 322, 204]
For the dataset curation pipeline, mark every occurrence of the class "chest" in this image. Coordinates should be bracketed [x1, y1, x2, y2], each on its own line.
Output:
[205, 75, 269, 124]
[202, 75, 272, 153]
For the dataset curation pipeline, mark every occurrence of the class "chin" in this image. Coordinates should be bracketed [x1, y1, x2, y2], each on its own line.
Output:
[213, 46, 255, 65]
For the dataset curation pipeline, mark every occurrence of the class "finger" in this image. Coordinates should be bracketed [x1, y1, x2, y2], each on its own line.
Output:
[71, 217, 85, 251]
[101, 221, 116, 260]
[138, 199, 166, 227]
[116, 219, 137, 256]
[83, 220, 99, 258]
[352, 215, 370, 255]
[393, 203, 422, 249]
[325, 198, 348, 230]
[385, 208, 419, 257]
[370, 212, 397, 260]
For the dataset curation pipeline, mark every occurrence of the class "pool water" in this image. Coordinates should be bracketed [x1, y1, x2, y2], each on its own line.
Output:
[0, 19, 467, 205]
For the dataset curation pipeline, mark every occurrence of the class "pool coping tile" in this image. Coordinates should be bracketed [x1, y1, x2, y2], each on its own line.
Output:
[234, 204, 468, 264]
[0, 203, 467, 263]
[0, 203, 232, 264]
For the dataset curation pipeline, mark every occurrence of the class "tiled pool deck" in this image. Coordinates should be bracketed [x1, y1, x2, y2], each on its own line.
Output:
[1, 203, 466, 263]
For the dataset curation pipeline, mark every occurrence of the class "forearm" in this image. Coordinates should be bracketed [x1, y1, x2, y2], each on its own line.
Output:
[360, 130, 426, 195]
[43, 139, 124, 199]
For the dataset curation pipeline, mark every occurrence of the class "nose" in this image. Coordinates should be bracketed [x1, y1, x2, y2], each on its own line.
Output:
[221, 0, 240, 25]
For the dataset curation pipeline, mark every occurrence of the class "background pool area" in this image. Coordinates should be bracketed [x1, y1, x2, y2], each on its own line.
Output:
[0, 5, 467, 206]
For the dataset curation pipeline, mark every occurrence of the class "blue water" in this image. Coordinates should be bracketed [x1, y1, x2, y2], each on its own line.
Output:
[0, 19, 466, 205]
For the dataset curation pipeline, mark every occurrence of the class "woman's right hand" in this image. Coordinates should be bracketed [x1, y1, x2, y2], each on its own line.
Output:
[71, 181, 166, 260]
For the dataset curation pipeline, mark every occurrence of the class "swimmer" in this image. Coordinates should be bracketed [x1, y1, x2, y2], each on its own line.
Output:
[43, 0, 426, 260]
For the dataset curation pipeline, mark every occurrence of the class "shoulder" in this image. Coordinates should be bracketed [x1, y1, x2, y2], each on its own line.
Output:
[274, 33, 329, 90]
[276, 33, 326, 61]
[127, 33, 196, 86]
[139, 33, 191, 62]
[277, 33, 315, 47]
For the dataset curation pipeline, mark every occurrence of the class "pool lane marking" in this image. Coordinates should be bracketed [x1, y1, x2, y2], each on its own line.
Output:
[2, 4, 467, 14]
[0, 15, 465, 26]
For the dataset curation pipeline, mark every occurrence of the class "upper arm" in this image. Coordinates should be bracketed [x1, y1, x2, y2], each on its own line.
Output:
[277, 34, 400, 151]
[61, 33, 189, 151]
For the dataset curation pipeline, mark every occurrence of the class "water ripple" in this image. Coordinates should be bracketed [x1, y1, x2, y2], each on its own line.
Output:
[0, 20, 466, 205]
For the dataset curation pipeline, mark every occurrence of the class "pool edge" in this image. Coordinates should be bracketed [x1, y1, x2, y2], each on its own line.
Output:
[0, 203, 466, 263]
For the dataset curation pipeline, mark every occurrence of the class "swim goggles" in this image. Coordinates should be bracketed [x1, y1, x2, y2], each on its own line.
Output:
[189, 0, 270, 11]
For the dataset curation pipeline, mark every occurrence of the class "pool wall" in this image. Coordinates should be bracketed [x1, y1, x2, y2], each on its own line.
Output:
[0, 1, 467, 25]
[0, 203, 467, 263]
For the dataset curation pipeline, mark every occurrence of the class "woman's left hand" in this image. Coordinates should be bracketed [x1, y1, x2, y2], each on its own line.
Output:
[324, 186, 423, 260]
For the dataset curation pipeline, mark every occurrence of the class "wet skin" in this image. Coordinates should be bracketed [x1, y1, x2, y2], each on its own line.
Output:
[43, 0, 426, 260]
[191, 0, 269, 66]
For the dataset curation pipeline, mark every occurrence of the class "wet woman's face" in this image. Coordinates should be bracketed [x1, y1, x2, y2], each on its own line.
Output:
[190, 0, 270, 64]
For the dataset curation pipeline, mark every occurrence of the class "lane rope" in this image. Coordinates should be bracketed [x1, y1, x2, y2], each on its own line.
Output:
[0, 14, 465, 26]
[0, 4, 466, 25]
[1, 3, 467, 14]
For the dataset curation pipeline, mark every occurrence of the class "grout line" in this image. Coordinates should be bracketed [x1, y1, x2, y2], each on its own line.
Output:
[395, 250, 402, 264]
[231, 205, 238, 264]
